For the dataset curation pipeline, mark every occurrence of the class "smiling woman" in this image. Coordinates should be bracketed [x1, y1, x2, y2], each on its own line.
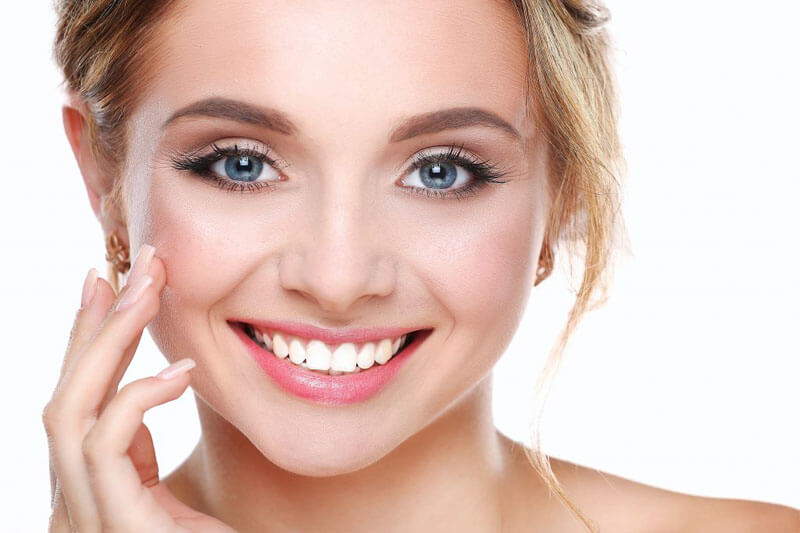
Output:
[41, 0, 799, 532]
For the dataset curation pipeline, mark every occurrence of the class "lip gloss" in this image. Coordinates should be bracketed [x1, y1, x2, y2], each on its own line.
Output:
[231, 323, 428, 406]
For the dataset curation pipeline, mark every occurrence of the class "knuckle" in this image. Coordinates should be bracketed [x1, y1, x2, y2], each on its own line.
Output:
[42, 392, 87, 434]
[117, 378, 149, 411]
[118, 379, 142, 399]
[81, 428, 104, 463]
[41, 401, 66, 434]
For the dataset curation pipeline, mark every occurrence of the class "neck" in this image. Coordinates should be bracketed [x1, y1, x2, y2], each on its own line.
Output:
[174, 377, 511, 532]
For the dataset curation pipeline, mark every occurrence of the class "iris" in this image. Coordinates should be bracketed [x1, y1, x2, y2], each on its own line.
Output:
[420, 162, 457, 189]
[225, 155, 263, 182]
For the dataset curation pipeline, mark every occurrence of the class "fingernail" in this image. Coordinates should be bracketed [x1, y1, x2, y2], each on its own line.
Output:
[127, 244, 156, 286]
[115, 274, 153, 312]
[156, 358, 196, 380]
[80, 268, 99, 309]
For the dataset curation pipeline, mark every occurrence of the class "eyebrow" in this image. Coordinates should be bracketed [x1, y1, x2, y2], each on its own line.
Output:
[164, 97, 521, 142]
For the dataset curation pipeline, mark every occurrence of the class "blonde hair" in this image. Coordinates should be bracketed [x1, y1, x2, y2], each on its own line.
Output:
[511, 0, 623, 530]
[55, 1, 623, 530]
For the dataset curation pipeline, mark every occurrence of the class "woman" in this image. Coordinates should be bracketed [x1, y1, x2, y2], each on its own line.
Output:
[43, 0, 799, 531]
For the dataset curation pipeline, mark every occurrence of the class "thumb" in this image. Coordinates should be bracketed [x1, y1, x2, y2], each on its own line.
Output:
[126, 423, 160, 487]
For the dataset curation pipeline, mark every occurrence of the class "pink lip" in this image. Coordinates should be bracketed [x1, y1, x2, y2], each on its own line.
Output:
[230, 321, 430, 405]
[231, 318, 420, 345]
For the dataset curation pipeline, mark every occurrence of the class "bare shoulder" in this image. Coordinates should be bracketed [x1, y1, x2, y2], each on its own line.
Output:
[500, 438, 799, 532]
[546, 455, 800, 532]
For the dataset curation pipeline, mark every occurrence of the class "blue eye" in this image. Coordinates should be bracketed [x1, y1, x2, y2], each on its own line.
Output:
[399, 144, 511, 199]
[420, 162, 458, 189]
[213, 155, 265, 182]
[170, 142, 285, 192]
[405, 161, 469, 191]
[172, 141, 508, 198]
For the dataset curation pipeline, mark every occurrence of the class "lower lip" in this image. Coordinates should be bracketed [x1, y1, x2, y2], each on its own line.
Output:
[231, 322, 428, 406]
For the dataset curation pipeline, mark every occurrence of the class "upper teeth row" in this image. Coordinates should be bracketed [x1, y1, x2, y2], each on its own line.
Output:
[251, 328, 408, 373]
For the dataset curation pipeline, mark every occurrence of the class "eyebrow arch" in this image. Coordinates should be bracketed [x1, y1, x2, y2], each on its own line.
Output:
[164, 97, 521, 141]
[388, 107, 521, 142]
[164, 97, 298, 135]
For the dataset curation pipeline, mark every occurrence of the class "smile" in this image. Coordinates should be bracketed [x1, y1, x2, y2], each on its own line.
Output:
[229, 320, 431, 405]
[242, 323, 413, 376]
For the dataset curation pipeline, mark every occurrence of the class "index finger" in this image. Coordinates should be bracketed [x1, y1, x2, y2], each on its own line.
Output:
[56, 248, 167, 419]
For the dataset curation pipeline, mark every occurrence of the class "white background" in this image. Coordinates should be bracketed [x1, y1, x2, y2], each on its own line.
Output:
[1, 1, 797, 528]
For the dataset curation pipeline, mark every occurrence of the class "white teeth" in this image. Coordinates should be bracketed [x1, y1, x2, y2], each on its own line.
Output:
[248, 326, 413, 374]
[273, 333, 289, 359]
[375, 338, 393, 365]
[331, 343, 357, 372]
[263, 333, 273, 352]
[357, 342, 376, 369]
[288, 338, 306, 365]
[306, 340, 332, 371]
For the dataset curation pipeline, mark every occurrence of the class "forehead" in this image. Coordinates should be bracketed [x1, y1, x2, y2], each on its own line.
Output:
[147, 0, 531, 143]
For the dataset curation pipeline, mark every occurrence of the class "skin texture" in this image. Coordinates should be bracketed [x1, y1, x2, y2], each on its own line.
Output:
[52, 0, 800, 531]
[76, 0, 547, 530]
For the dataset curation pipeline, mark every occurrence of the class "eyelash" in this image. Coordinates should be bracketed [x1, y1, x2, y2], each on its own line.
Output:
[170, 142, 510, 199]
[171, 143, 285, 193]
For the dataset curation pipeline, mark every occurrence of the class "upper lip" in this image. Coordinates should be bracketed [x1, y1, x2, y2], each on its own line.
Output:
[231, 319, 424, 345]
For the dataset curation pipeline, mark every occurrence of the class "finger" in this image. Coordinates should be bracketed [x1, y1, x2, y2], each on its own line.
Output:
[49, 449, 56, 504]
[98, 252, 169, 412]
[44, 399, 103, 530]
[56, 270, 115, 386]
[128, 423, 160, 487]
[60, 251, 167, 419]
[48, 483, 73, 533]
[99, 314, 146, 413]
[44, 246, 164, 531]
[43, 267, 163, 529]
[54, 244, 160, 405]
[82, 359, 195, 527]
[98, 245, 170, 410]
[44, 277, 117, 532]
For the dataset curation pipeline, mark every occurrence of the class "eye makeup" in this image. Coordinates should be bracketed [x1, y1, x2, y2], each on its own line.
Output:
[170, 142, 287, 193]
[168, 140, 511, 199]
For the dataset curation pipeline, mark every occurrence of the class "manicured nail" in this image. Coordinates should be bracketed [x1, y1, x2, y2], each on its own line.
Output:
[156, 358, 196, 380]
[127, 244, 156, 286]
[80, 268, 99, 309]
[115, 274, 153, 312]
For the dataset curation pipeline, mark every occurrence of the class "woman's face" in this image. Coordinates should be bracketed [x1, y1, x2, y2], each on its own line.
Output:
[123, 0, 550, 475]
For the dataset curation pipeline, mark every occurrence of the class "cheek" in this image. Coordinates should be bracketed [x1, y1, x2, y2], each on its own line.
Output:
[139, 176, 269, 361]
[415, 194, 542, 334]
[401, 187, 545, 403]
[150, 194, 251, 305]
[447, 216, 538, 329]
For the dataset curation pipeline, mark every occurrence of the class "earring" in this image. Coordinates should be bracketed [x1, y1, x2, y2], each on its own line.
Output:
[534, 244, 554, 286]
[105, 231, 131, 275]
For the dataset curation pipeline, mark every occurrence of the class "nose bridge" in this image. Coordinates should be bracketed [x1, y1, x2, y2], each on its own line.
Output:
[283, 168, 394, 312]
[318, 180, 369, 269]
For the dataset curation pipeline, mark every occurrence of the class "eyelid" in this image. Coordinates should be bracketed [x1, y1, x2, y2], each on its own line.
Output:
[181, 139, 286, 168]
[171, 139, 509, 198]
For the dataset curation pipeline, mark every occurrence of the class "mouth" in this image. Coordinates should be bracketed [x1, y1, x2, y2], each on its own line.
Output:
[232, 321, 425, 376]
[230, 319, 431, 405]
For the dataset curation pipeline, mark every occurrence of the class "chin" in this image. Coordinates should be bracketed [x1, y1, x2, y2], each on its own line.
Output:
[245, 423, 395, 477]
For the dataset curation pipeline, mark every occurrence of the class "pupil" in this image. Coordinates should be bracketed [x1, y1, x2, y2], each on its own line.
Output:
[420, 162, 457, 189]
[225, 155, 263, 182]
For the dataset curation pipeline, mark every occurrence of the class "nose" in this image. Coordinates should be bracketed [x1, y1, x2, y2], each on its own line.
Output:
[278, 180, 396, 314]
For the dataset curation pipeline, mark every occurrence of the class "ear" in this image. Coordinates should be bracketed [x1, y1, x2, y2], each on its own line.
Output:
[62, 94, 128, 245]
[533, 233, 557, 286]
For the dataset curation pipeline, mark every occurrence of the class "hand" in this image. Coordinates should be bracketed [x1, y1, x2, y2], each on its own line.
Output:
[42, 245, 236, 532]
